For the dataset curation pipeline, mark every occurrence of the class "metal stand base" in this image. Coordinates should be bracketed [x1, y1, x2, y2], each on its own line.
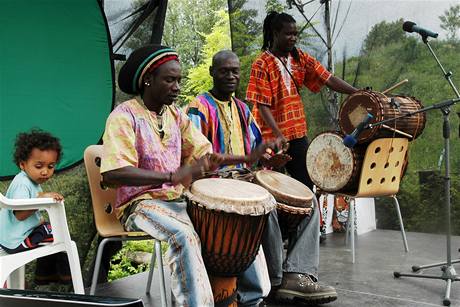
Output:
[392, 32, 460, 307]
[394, 265, 460, 306]
[394, 108, 457, 307]
[395, 252, 460, 306]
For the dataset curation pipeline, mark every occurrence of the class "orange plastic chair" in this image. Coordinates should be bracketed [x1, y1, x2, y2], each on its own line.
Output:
[341, 138, 409, 263]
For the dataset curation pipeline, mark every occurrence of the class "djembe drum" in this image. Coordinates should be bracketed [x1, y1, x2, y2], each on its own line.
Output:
[254, 170, 313, 236]
[185, 178, 276, 306]
[339, 90, 426, 143]
[306, 132, 367, 193]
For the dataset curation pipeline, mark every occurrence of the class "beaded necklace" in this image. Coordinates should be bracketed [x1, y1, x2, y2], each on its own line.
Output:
[152, 105, 167, 139]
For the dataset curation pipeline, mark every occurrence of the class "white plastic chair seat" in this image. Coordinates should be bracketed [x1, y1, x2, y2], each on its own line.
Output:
[0, 193, 84, 294]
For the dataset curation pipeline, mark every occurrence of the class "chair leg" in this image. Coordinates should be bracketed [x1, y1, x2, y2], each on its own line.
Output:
[90, 238, 110, 295]
[145, 241, 157, 295]
[345, 198, 354, 244]
[350, 199, 355, 263]
[392, 196, 409, 252]
[156, 240, 167, 307]
[67, 241, 85, 294]
[7, 267, 25, 289]
[345, 202, 352, 245]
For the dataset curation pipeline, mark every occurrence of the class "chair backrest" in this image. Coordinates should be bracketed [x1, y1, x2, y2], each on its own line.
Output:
[84, 145, 131, 237]
[356, 138, 408, 198]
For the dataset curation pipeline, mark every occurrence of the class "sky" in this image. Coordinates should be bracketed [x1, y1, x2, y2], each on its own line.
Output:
[315, 1, 457, 54]
[103, 0, 459, 60]
[247, 0, 459, 60]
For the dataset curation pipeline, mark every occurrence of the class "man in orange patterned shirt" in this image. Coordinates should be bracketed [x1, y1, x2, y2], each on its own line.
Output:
[246, 12, 358, 305]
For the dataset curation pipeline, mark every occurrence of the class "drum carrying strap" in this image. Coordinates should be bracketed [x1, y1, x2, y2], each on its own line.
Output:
[270, 52, 301, 94]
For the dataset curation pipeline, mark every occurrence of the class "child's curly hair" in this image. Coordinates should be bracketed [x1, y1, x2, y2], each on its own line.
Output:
[13, 129, 62, 166]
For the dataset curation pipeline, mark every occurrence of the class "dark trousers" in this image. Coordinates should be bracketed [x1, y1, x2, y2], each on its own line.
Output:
[285, 136, 314, 190]
[0, 222, 53, 254]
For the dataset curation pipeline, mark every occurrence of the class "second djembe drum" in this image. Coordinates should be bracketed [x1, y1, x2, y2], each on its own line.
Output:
[254, 170, 313, 236]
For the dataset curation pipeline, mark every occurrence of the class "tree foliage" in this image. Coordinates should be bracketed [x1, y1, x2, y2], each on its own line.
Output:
[228, 0, 262, 57]
[265, 0, 288, 13]
[362, 19, 406, 55]
[439, 4, 460, 41]
[181, 10, 232, 104]
[122, 0, 226, 73]
[163, 0, 226, 71]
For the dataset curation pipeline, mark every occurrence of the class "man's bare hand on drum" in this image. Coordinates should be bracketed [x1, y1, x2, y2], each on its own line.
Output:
[207, 153, 225, 169]
[247, 142, 274, 164]
[274, 135, 289, 153]
[260, 148, 292, 169]
[171, 154, 221, 187]
[197, 144, 275, 169]
[171, 166, 194, 188]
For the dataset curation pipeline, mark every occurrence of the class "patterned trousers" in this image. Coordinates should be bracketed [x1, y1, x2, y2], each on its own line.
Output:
[125, 199, 214, 307]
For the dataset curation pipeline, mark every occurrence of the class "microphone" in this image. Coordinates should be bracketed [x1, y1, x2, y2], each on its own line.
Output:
[343, 113, 374, 148]
[403, 21, 438, 39]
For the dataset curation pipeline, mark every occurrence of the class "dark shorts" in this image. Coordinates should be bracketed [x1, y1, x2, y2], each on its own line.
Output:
[0, 222, 53, 254]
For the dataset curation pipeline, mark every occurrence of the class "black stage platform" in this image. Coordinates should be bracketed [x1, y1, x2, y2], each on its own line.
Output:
[94, 230, 460, 306]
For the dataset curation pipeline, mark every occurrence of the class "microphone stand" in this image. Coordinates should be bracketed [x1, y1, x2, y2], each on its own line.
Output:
[389, 34, 460, 307]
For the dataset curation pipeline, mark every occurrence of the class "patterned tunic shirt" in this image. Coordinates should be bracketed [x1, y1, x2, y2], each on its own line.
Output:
[246, 49, 331, 141]
[186, 92, 262, 168]
[101, 97, 212, 216]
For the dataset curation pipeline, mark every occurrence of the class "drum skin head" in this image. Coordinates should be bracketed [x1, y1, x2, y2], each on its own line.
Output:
[185, 178, 276, 215]
[339, 90, 384, 141]
[306, 132, 355, 192]
[254, 170, 313, 207]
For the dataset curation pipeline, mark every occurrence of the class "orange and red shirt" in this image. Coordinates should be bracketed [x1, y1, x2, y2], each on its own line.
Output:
[246, 49, 331, 141]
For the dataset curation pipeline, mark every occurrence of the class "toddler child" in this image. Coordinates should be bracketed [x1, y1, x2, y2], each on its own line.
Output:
[0, 129, 70, 285]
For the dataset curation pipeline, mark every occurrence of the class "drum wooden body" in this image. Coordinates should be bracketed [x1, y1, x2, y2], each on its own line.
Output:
[185, 178, 275, 306]
[306, 132, 366, 193]
[254, 170, 313, 234]
[339, 90, 426, 143]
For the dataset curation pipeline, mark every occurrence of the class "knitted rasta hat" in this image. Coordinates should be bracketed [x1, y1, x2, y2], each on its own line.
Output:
[118, 45, 179, 95]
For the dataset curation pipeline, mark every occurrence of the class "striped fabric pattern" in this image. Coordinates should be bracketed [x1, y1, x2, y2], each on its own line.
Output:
[187, 92, 262, 168]
[133, 48, 178, 92]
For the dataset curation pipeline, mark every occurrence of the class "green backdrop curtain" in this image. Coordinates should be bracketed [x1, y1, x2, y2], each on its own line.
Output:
[0, 0, 114, 178]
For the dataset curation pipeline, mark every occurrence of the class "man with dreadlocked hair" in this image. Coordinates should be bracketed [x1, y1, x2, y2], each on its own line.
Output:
[246, 12, 358, 305]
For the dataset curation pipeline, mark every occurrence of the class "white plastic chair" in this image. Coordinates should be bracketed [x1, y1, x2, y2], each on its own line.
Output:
[84, 145, 167, 307]
[0, 193, 84, 294]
